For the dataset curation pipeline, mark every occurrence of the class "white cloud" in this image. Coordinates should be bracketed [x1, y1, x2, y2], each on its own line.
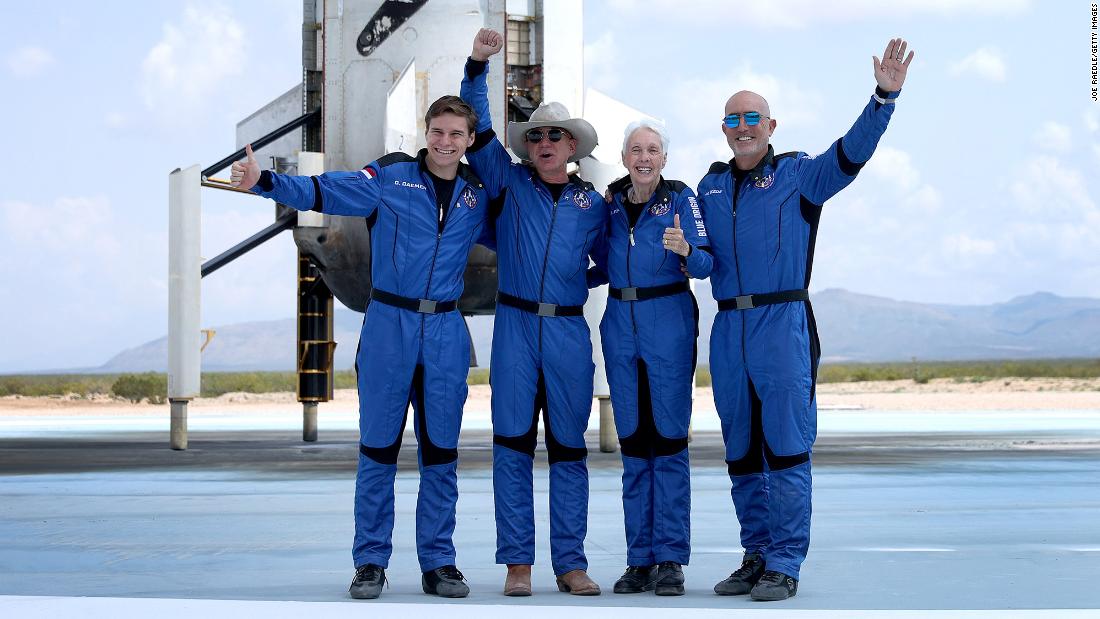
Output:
[583, 31, 619, 94]
[1085, 108, 1100, 133]
[0, 194, 147, 373]
[949, 47, 1007, 82]
[1, 196, 119, 257]
[139, 2, 245, 121]
[603, 0, 1030, 29]
[0, 194, 298, 371]
[1032, 121, 1072, 152]
[5, 46, 54, 77]
[666, 136, 730, 186]
[1009, 155, 1097, 220]
[669, 63, 824, 136]
[105, 112, 127, 129]
[942, 233, 998, 260]
[0, 196, 152, 337]
[994, 154, 1100, 294]
[902, 184, 943, 213]
[863, 146, 942, 213]
[865, 146, 921, 191]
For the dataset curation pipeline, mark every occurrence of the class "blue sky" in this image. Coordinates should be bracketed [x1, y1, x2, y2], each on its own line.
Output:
[1, 1, 1097, 372]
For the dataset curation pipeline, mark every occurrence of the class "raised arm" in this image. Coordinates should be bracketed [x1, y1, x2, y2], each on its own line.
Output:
[471, 27, 503, 65]
[796, 38, 915, 206]
[232, 143, 383, 218]
[460, 28, 511, 197]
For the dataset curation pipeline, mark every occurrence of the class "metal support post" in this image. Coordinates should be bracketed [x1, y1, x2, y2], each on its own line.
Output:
[168, 164, 202, 450]
[303, 402, 318, 442]
[598, 396, 617, 453]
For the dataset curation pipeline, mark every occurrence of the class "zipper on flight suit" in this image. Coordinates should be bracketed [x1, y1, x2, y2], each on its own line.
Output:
[535, 182, 562, 354]
[420, 178, 458, 342]
[615, 196, 640, 336]
[730, 174, 749, 355]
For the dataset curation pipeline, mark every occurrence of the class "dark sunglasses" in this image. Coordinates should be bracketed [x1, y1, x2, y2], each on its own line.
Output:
[525, 128, 568, 143]
[723, 111, 767, 128]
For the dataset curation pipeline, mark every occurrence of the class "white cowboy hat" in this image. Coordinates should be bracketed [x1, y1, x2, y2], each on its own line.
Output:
[506, 101, 598, 164]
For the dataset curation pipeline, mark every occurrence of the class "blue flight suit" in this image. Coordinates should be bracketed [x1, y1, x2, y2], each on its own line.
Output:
[250, 150, 490, 572]
[600, 176, 713, 567]
[697, 92, 897, 579]
[461, 58, 609, 575]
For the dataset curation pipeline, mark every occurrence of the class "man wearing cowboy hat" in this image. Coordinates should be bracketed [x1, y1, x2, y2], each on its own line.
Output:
[460, 27, 608, 597]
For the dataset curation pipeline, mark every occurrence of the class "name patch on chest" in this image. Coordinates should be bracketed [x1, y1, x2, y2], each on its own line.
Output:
[395, 180, 427, 191]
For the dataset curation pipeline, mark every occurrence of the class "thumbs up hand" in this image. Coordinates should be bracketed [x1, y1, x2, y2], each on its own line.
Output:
[230, 143, 261, 190]
[663, 212, 690, 257]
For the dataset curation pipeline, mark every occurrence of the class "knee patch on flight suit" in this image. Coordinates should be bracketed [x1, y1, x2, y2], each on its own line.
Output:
[725, 378, 809, 475]
[359, 364, 457, 466]
[619, 359, 689, 459]
[493, 370, 587, 463]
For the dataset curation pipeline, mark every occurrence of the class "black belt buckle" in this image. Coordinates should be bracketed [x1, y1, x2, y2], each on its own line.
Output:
[537, 302, 556, 317]
[734, 295, 754, 310]
[417, 299, 438, 313]
[620, 287, 639, 302]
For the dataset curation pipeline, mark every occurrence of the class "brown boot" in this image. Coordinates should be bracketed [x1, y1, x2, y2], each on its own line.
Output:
[503, 564, 532, 597]
[555, 569, 601, 596]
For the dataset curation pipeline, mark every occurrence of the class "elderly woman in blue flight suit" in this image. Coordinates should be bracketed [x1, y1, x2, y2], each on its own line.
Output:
[599, 120, 712, 596]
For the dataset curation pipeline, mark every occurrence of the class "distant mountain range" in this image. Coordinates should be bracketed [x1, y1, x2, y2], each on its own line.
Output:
[95, 289, 1100, 373]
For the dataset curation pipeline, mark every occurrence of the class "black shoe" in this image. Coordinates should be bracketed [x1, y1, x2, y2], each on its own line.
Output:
[422, 565, 470, 598]
[349, 563, 386, 599]
[750, 570, 798, 601]
[613, 565, 656, 593]
[654, 561, 685, 596]
[713, 553, 765, 596]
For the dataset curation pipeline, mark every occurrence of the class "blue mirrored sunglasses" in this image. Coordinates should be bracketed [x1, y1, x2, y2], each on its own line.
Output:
[723, 112, 765, 128]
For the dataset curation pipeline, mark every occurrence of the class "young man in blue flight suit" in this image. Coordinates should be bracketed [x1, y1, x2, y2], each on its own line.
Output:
[461, 28, 608, 596]
[230, 96, 491, 600]
[698, 39, 914, 601]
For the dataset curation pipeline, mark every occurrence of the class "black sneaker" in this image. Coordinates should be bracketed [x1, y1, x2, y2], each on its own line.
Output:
[613, 565, 656, 594]
[750, 570, 798, 601]
[654, 561, 685, 596]
[349, 563, 386, 599]
[422, 565, 470, 598]
[713, 553, 765, 596]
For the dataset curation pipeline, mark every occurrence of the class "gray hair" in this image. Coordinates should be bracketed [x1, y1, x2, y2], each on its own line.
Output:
[621, 119, 670, 156]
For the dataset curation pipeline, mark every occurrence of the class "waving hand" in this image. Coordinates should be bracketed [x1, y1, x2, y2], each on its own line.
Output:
[873, 38, 914, 92]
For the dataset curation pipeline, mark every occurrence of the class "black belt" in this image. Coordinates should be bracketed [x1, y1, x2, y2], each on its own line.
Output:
[497, 291, 584, 317]
[610, 280, 689, 302]
[370, 288, 457, 314]
[717, 289, 809, 311]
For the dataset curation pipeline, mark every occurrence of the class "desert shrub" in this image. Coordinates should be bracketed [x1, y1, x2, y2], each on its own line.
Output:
[111, 373, 167, 404]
